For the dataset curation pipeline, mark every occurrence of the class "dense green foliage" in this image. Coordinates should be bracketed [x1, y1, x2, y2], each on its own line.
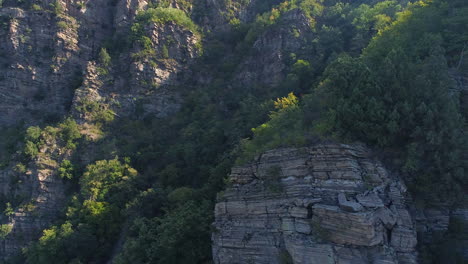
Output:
[22, 118, 82, 160]
[58, 160, 74, 180]
[108, 1, 418, 262]
[130, 7, 200, 60]
[240, 0, 467, 204]
[24, 158, 138, 264]
[115, 201, 212, 264]
[0, 224, 12, 239]
[243, 0, 324, 45]
[319, 44, 464, 202]
[99, 48, 111, 67]
[0, 0, 466, 263]
[136, 7, 199, 33]
[238, 93, 306, 163]
[74, 99, 115, 125]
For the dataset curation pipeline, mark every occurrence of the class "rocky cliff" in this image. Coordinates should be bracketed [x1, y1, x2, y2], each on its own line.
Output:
[0, 0, 286, 259]
[0, 0, 115, 126]
[0, 0, 466, 262]
[0, 0, 200, 127]
[0, 0, 203, 258]
[213, 144, 466, 264]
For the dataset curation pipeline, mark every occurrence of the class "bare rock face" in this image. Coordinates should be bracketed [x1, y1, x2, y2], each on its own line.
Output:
[114, 0, 149, 30]
[0, 128, 69, 256]
[0, 0, 116, 126]
[0, 7, 74, 125]
[234, 9, 313, 87]
[212, 144, 419, 264]
[0, 0, 198, 127]
[0, 0, 112, 256]
[122, 20, 200, 118]
[71, 19, 201, 123]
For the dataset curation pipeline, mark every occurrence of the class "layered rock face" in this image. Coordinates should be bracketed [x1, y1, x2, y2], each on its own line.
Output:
[0, 0, 114, 126]
[0, 0, 202, 258]
[0, 0, 197, 126]
[0, 0, 301, 258]
[0, 0, 111, 257]
[213, 144, 419, 264]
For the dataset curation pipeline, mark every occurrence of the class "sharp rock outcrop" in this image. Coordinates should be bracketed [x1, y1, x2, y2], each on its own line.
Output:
[213, 144, 419, 264]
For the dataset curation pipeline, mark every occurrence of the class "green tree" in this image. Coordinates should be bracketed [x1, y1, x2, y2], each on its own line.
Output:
[318, 1, 466, 203]
[162, 45, 169, 59]
[115, 201, 212, 264]
[58, 160, 74, 179]
[4, 202, 14, 217]
[99, 48, 111, 67]
[238, 93, 306, 163]
[24, 222, 74, 264]
[25, 159, 139, 263]
[26, 126, 41, 141]
[80, 158, 137, 202]
[0, 224, 13, 239]
[24, 140, 39, 159]
[58, 118, 81, 149]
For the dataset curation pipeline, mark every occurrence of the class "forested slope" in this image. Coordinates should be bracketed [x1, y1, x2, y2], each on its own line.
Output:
[0, 0, 466, 263]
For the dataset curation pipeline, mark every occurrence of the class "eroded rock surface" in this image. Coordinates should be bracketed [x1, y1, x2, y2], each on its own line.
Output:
[213, 144, 419, 264]
[0, 0, 201, 258]
[234, 9, 314, 87]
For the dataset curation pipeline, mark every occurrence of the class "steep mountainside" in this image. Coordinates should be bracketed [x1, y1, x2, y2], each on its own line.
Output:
[0, 0, 203, 259]
[0, 0, 466, 263]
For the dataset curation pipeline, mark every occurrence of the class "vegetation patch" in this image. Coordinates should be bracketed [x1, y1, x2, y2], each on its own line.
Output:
[25, 158, 138, 263]
[237, 93, 308, 164]
[0, 224, 13, 240]
[135, 7, 199, 34]
[75, 99, 115, 125]
[58, 160, 74, 179]
[2, 1, 466, 263]
[22, 118, 82, 161]
[130, 7, 200, 60]
[97, 48, 111, 75]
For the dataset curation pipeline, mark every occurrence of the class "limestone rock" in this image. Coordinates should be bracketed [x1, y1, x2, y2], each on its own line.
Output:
[356, 192, 385, 208]
[212, 143, 419, 264]
[376, 207, 397, 229]
[312, 204, 382, 246]
[289, 206, 309, 219]
[338, 192, 364, 212]
[390, 227, 418, 253]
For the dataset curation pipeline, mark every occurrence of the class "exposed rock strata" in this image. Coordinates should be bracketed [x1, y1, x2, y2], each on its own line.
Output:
[213, 144, 419, 264]
[0, 0, 114, 126]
